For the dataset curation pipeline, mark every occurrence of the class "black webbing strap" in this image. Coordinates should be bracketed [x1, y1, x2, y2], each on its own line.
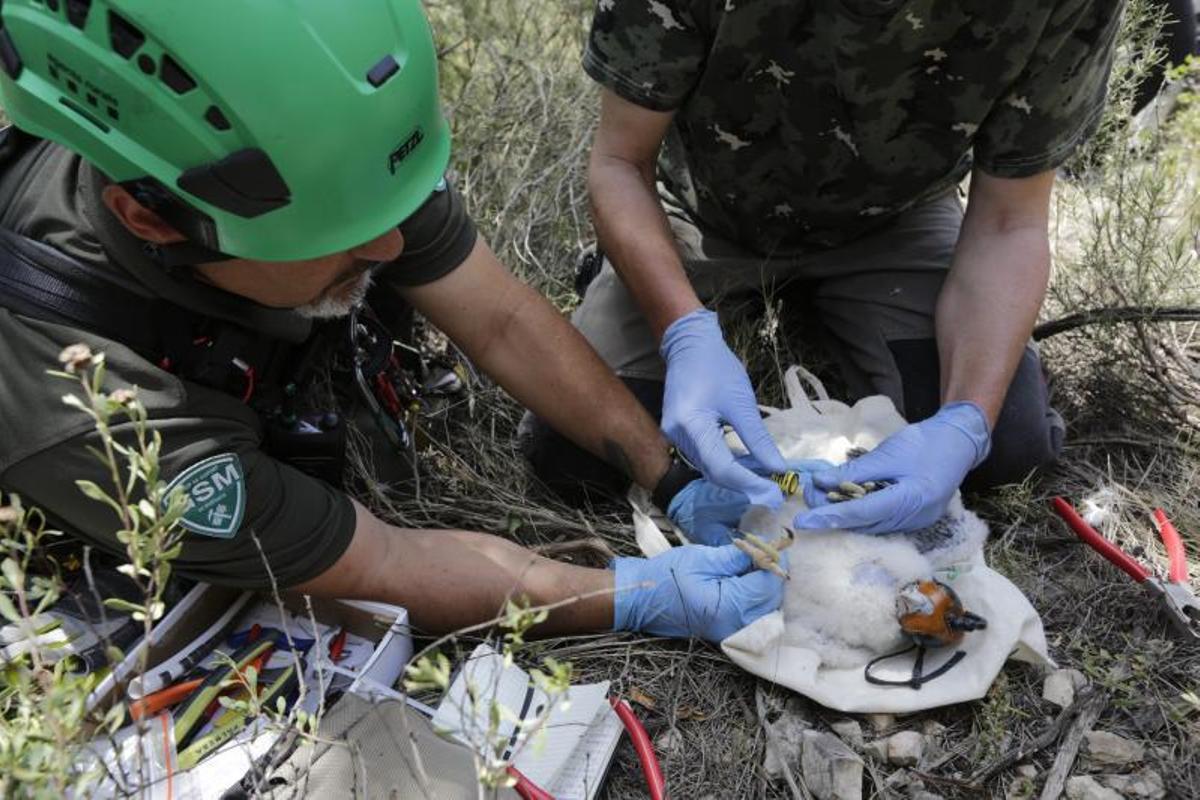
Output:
[0, 228, 165, 356]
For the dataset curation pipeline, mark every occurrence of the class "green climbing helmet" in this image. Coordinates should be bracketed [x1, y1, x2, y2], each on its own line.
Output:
[0, 0, 451, 262]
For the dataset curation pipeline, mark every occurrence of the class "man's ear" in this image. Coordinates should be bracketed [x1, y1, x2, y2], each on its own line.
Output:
[100, 184, 188, 245]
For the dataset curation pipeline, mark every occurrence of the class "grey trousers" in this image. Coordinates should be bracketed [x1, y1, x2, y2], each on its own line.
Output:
[523, 191, 1064, 500]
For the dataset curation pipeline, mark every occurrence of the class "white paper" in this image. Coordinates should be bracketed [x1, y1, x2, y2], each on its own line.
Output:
[433, 644, 624, 799]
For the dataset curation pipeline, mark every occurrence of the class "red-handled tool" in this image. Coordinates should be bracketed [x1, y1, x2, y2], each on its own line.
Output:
[1051, 498, 1150, 582]
[611, 695, 667, 800]
[1052, 498, 1200, 640]
[1154, 509, 1189, 584]
[507, 766, 555, 800]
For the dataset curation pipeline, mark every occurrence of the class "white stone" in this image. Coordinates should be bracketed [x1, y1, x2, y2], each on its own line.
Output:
[1099, 770, 1166, 799]
[883, 769, 923, 792]
[911, 793, 944, 800]
[762, 701, 811, 780]
[1066, 775, 1124, 800]
[886, 731, 926, 767]
[831, 720, 865, 750]
[1015, 764, 1038, 779]
[654, 727, 683, 755]
[1043, 668, 1088, 708]
[866, 713, 895, 732]
[801, 731, 864, 800]
[920, 720, 947, 737]
[863, 738, 889, 763]
[1083, 730, 1146, 766]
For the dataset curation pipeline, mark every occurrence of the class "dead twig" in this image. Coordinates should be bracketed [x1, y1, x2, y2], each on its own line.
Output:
[967, 688, 1107, 788]
[1033, 306, 1200, 341]
[1038, 691, 1108, 800]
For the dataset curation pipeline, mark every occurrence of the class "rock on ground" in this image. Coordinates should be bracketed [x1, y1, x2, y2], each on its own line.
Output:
[654, 727, 683, 756]
[866, 713, 896, 732]
[920, 720, 947, 737]
[863, 738, 889, 763]
[762, 699, 812, 780]
[886, 730, 926, 767]
[1083, 730, 1146, 766]
[1098, 770, 1166, 799]
[831, 719, 864, 750]
[1066, 775, 1125, 800]
[1043, 668, 1089, 708]
[800, 730, 864, 800]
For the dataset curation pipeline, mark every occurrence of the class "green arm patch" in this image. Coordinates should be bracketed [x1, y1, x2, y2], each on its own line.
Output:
[163, 453, 247, 539]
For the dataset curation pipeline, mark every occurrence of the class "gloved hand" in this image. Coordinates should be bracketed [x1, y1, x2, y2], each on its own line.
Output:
[660, 309, 787, 507]
[613, 544, 787, 642]
[793, 402, 992, 536]
[668, 459, 835, 546]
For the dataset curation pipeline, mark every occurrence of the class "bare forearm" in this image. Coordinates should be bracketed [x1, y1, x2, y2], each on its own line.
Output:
[480, 276, 671, 488]
[299, 503, 615, 635]
[589, 154, 700, 338]
[937, 224, 1050, 425]
[403, 239, 670, 490]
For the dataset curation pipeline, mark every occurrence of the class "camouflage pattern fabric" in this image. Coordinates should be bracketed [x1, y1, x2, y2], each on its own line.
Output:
[585, 0, 1125, 255]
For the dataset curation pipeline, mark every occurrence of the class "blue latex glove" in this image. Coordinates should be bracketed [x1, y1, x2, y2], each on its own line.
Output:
[613, 544, 787, 642]
[660, 309, 787, 507]
[793, 402, 992, 535]
[668, 458, 835, 546]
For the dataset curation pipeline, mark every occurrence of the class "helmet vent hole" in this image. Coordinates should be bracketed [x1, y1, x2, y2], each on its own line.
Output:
[65, 0, 90, 29]
[46, 0, 60, 12]
[0, 28, 21, 80]
[136, 52, 154, 75]
[108, 11, 145, 59]
[205, 105, 231, 132]
[366, 55, 399, 88]
[59, 96, 109, 133]
[160, 54, 196, 94]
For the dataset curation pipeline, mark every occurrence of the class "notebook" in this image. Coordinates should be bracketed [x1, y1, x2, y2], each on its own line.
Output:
[432, 643, 625, 800]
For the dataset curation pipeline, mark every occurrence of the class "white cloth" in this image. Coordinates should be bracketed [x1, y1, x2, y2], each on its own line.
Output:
[632, 367, 1053, 713]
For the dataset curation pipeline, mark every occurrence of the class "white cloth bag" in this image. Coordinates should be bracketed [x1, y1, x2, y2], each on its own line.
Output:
[631, 367, 1053, 714]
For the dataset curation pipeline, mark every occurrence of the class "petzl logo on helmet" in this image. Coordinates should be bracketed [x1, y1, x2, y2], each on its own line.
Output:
[388, 128, 425, 174]
[163, 453, 247, 539]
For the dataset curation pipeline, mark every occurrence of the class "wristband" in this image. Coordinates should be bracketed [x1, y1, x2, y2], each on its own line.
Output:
[651, 449, 701, 512]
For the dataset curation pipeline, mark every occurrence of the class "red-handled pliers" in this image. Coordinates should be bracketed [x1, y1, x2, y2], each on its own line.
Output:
[611, 695, 666, 800]
[1052, 497, 1200, 640]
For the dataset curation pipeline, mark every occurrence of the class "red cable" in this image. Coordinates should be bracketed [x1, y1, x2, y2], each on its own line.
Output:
[611, 696, 666, 800]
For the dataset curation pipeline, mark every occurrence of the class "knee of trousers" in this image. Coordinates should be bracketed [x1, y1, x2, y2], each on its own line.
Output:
[967, 348, 1066, 490]
[517, 377, 665, 506]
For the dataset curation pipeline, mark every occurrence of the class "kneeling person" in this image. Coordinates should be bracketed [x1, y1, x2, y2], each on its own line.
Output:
[0, 0, 776, 642]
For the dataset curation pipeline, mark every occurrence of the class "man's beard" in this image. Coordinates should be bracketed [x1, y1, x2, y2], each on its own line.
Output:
[294, 269, 375, 320]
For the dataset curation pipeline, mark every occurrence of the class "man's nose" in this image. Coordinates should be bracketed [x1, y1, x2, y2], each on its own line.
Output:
[348, 228, 405, 262]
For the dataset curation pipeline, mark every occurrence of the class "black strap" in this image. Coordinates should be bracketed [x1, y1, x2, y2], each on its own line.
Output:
[0, 228, 292, 406]
[864, 643, 968, 690]
[0, 228, 165, 356]
[651, 448, 702, 511]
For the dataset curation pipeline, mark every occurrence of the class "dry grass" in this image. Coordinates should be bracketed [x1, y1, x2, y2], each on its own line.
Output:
[363, 1, 1200, 798]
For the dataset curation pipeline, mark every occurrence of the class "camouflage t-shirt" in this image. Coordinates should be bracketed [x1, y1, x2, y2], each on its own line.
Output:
[585, 0, 1124, 254]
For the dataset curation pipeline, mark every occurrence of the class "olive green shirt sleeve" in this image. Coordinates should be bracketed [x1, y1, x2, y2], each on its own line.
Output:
[0, 316, 355, 590]
[583, 0, 708, 111]
[973, 0, 1125, 178]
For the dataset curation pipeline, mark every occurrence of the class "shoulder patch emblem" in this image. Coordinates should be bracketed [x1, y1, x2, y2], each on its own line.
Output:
[163, 453, 247, 539]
